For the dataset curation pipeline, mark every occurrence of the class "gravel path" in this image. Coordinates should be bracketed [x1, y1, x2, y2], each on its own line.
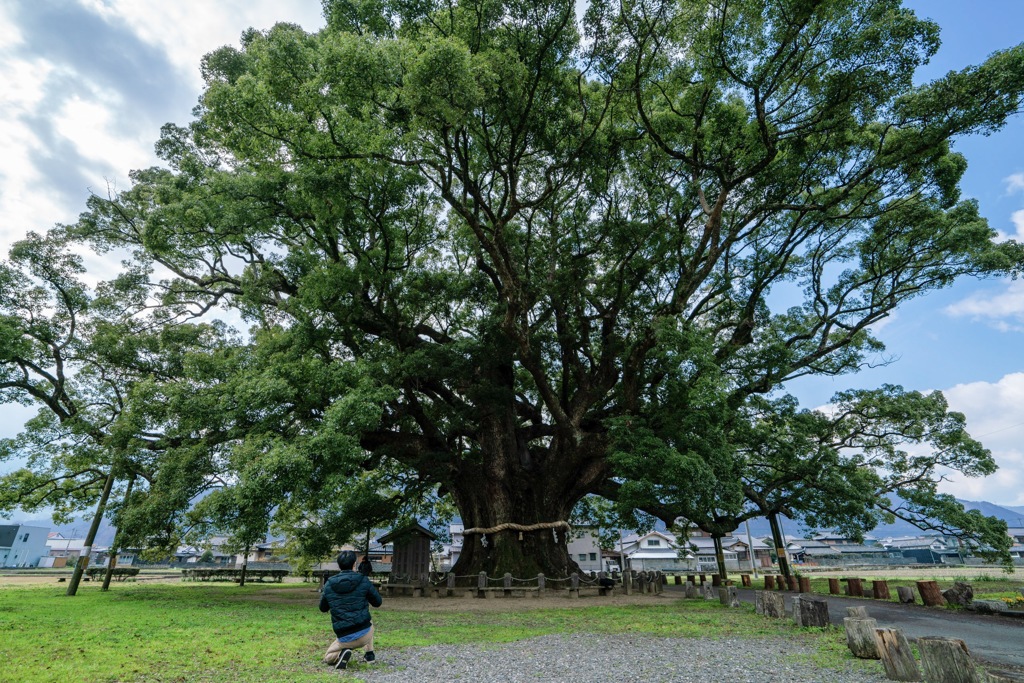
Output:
[346, 633, 887, 682]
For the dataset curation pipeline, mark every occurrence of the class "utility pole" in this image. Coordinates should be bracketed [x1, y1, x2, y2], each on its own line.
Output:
[67, 470, 116, 596]
[744, 520, 759, 579]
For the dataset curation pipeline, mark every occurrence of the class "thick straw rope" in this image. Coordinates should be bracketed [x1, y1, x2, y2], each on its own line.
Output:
[462, 520, 571, 544]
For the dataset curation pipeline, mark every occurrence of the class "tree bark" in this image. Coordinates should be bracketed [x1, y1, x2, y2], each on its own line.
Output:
[917, 637, 980, 683]
[67, 470, 116, 597]
[239, 544, 250, 587]
[102, 476, 135, 592]
[917, 580, 946, 607]
[713, 535, 729, 582]
[875, 628, 921, 681]
[844, 617, 879, 659]
[448, 430, 602, 579]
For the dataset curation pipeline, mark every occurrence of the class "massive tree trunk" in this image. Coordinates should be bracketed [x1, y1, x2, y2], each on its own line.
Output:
[447, 415, 607, 580]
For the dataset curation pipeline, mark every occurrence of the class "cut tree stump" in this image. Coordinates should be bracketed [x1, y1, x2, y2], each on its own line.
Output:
[872, 580, 891, 600]
[987, 670, 1024, 682]
[829, 578, 841, 595]
[847, 606, 869, 618]
[917, 637, 980, 683]
[799, 576, 812, 593]
[846, 578, 865, 597]
[844, 617, 879, 659]
[875, 628, 921, 681]
[765, 575, 776, 590]
[917, 580, 946, 607]
[788, 575, 800, 591]
[763, 590, 787, 618]
[897, 586, 916, 604]
[793, 595, 830, 628]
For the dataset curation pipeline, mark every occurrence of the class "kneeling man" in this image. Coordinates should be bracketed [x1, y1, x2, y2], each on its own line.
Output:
[319, 550, 383, 669]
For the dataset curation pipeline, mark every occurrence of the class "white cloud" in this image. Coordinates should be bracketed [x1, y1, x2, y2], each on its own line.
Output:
[938, 373, 1024, 507]
[945, 279, 1024, 331]
[77, 0, 324, 90]
[1004, 172, 1024, 196]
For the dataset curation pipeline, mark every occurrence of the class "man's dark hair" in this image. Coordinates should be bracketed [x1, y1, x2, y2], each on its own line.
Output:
[337, 550, 357, 570]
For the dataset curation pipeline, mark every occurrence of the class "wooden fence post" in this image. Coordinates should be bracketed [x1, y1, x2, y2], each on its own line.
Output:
[712, 573, 722, 587]
[917, 580, 946, 607]
[798, 576, 811, 593]
[503, 572, 512, 597]
[570, 572, 580, 598]
[537, 573, 545, 595]
[846, 578, 864, 597]
[875, 628, 921, 681]
[828, 578, 840, 595]
[917, 637, 980, 683]
[477, 571, 487, 598]
[446, 572, 455, 596]
[765, 575, 776, 590]
[787, 575, 799, 592]
[872, 580, 891, 600]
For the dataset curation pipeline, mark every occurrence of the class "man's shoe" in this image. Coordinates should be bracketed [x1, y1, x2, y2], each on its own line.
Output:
[334, 649, 353, 670]
[364, 651, 376, 663]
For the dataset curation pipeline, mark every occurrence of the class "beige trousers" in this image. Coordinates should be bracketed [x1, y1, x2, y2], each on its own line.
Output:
[324, 626, 375, 664]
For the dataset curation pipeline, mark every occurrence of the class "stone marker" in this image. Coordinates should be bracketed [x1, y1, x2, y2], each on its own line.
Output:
[762, 591, 786, 619]
[685, 582, 699, 599]
[943, 581, 974, 608]
[917, 637, 980, 683]
[754, 590, 765, 615]
[703, 583, 716, 600]
[896, 586, 915, 604]
[875, 628, 921, 681]
[973, 600, 1006, 615]
[793, 595, 830, 628]
[843, 617, 879, 659]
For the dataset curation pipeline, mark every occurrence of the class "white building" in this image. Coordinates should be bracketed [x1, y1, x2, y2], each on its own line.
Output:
[567, 525, 603, 572]
[46, 533, 89, 560]
[619, 530, 696, 572]
[0, 524, 50, 567]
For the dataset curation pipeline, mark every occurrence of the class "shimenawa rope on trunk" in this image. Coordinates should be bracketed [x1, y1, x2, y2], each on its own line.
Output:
[462, 520, 572, 545]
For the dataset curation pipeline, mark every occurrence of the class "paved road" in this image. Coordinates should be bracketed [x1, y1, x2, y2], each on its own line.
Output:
[733, 588, 1024, 672]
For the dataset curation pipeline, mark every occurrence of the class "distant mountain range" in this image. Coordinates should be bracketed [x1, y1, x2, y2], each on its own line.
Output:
[7, 497, 1023, 546]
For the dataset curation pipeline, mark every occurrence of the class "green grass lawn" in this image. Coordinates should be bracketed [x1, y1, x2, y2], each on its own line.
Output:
[0, 582, 877, 682]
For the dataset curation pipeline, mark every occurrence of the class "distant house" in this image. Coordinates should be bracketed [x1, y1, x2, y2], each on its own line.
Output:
[880, 535, 962, 564]
[0, 525, 50, 567]
[567, 525, 604, 572]
[619, 531, 696, 572]
[92, 546, 140, 568]
[46, 533, 89, 561]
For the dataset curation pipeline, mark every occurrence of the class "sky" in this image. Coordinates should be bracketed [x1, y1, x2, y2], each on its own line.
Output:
[1, 0, 1023, 510]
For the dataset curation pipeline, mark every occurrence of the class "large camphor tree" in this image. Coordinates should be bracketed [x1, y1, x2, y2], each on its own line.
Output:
[61, 0, 1024, 577]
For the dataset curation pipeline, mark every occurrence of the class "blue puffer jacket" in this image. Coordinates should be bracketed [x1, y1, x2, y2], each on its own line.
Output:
[319, 570, 383, 637]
